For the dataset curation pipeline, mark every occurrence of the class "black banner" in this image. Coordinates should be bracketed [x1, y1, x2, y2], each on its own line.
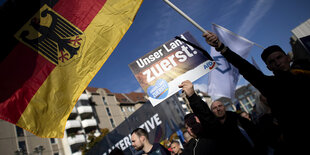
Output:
[86, 94, 185, 155]
[300, 35, 310, 53]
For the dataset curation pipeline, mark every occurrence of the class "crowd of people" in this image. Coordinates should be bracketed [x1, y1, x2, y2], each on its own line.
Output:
[108, 30, 310, 155]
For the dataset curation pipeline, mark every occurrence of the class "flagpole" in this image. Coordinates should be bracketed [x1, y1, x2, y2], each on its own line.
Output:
[163, 0, 208, 34]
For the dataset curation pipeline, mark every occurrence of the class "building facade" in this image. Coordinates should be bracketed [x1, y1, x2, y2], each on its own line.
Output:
[62, 87, 148, 155]
[290, 18, 310, 64]
[0, 119, 64, 155]
[0, 87, 147, 155]
[0, 83, 257, 154]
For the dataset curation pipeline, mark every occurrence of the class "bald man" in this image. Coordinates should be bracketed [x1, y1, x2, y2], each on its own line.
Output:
[179, 80, 258, 155]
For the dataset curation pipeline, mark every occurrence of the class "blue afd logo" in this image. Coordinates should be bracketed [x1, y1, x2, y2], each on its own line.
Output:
[213, 56, 231, 74]
[203, 60, 216, 70]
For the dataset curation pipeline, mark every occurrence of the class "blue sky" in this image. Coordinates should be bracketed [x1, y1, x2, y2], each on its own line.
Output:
[89, 0, 310, 93]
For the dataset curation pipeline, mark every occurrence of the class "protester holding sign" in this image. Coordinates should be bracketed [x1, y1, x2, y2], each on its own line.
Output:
[180, 81, 258, 155]
[203, 31, 310, 154]
[182, 113, 222, 155]
[131, 128, 170, 155]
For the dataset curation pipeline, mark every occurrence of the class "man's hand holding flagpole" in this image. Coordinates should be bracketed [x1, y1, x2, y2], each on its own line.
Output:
[163, 0, 264, 101]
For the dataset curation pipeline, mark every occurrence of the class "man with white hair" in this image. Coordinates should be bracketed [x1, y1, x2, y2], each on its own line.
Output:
[170, 140, 183, 155]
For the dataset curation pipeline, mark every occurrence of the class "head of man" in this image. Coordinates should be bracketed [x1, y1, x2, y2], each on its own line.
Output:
[261, 45, 291, 74]
[131, 128, 149, 151]
[170, 141, 182, 154]
[240, 111, 251, 121]
[211, 101, 226, 120]
[184, 113, 202, 138]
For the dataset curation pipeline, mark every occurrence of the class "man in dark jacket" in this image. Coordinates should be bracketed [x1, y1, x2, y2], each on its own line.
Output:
[131, 128, 170, 155]
[181, 131, 195, 155]
[182, 113, 222, 155]
[179, 81, 258, 155]
[203, 31, 310, 154]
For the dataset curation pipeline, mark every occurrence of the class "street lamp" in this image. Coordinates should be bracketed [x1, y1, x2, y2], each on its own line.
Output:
[14, 148, 27, 155]
[34, 145, 45, 155]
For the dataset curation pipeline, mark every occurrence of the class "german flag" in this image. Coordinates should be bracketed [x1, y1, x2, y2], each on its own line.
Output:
[0, 0, 143, 138]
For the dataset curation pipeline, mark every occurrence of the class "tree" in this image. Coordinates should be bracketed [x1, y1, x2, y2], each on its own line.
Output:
[81, 128, 109, 155]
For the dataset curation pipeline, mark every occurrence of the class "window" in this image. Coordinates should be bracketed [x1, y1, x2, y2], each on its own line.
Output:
[244, 91, 250, 95]
[247, 103, 253, 109]
[18, 141, 27, 153]
[224, 102, 230, 106]
[50, 138, 56, 144]
[102, 97, 107, 105]
[248, 95, 255, 101]
[121, 107, 125, 112]
[110, 118, 115, 128]
[242, 98, 248, 104]
[76, 100, 90, 106]
[106, 107, 111, 116]
[240, 106, 245, 112]
[16, 126, 24, 137]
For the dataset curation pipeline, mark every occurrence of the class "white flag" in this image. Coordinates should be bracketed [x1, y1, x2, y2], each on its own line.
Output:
[207, 24, 254, 100]
[251, 56, 262, 71]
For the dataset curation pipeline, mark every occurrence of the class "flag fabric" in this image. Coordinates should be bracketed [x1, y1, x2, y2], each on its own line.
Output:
[251, 56, 262, 71]
[207, 24, 254, 100]
[0, 0, 143, 138]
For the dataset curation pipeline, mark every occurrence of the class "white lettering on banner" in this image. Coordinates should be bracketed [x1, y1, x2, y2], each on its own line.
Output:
[103, 113, 162, 155]
[142, 44, 197, 83]
[163, 39, 183, 52]
[136, 49, 164, 68]
[175, 51, 187, 62]
[153, 113, 162, 125]
[181, 45, 194, 57]
[135, 34, 193, 69]
[139, 113, 162, 132]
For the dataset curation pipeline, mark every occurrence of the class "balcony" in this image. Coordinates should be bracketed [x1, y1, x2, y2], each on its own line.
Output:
[181, 104, 187, 109]
[68, 135, 86, 153]
[68, 107, 78, 119]
[178, 97, 184, 102]
[72, 151, 82, 155]
[78, 93, 88, 100]
[77, 106, 93, 119]
[81, 119, 97, 133]
[67, 134, 86, 145]
[66, 120, 81, 134]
